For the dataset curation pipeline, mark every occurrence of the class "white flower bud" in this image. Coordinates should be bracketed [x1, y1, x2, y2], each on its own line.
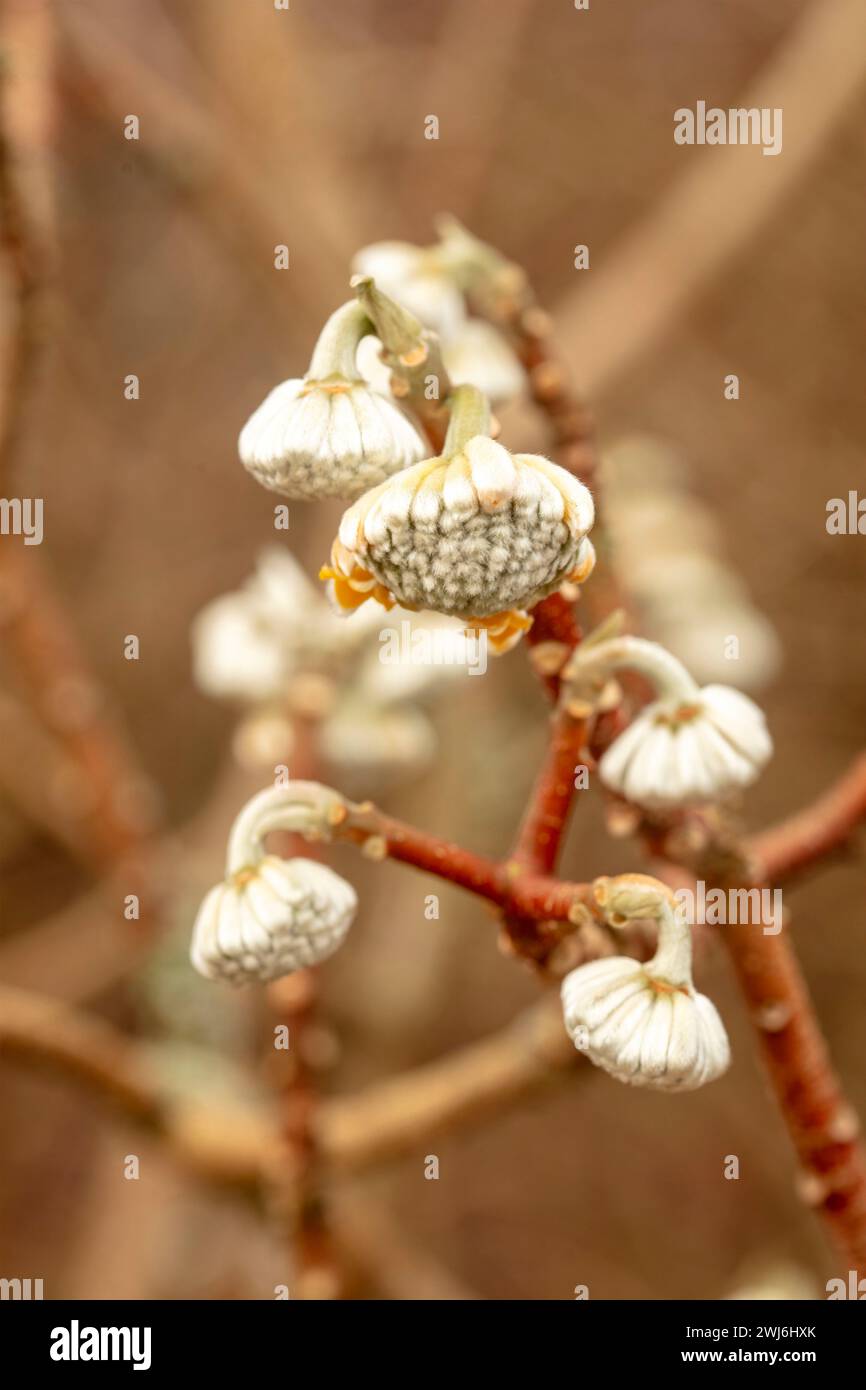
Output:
[192, 590, 290, 704]
[599, 683, 772, 807]
[191, 549, 353, 704]
[239, 300, 426, 501]
[564, 636, 772, 807]
[321, 700, 436, 784]
[190, 783, 357, 984]
[352, 240, 466, 341]
[321, 417, 595, 650]
[191, 856, 356, 983]
[561, 874, 730, 1091]
[442, 319, 525, 405]
[239, 376, 426, 501]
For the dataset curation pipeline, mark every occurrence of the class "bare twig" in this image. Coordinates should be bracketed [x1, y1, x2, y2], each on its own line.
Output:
[0, 982, 579, 1191]
[510, 710, 587, 878]
[551, 0, 866, 402]
[317, 995, 579, 1174]
[264, 715, 343, 1299]
[0, 28, 161, 881]
[748, 754, 866, 883]
[335, 797, 593, 929]
[722, 909, 866, 1276]
[648, 760, 866, 1276]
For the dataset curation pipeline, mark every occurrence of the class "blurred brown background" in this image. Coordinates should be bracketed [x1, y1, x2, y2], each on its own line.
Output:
[0, 0, 864, 1300]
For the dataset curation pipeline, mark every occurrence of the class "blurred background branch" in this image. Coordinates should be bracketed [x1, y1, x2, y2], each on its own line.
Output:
[1, 0, 864, 1301]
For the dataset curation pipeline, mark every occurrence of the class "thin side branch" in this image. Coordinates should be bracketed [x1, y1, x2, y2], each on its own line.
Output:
[649, 761, 866, 1276]
[0, 40, 161, 878]
[336, 798, 593, 927]
[0, 983, 581, 1191]
[551, 0, 866, 402]
[748, 753, 866, 882]
[317, 995, 579, 1174]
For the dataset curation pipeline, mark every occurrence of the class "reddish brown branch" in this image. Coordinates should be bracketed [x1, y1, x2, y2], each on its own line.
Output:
[481, 284, 597, 958]
[748, 753, 866, 882]
[267, 969, 342, 1297]
[337, 800, 592, 928]
[340, 803, 507, 906]
[0, 47, 161, 883]
[649, 759, 866, 1276]
[511, 710, 587, 877]
[470, 282, 597, 488]
[491, 258, 866, 1271]
[0, 982, 581, 1191]
[722, 917, 866, 1276]
[500, 705, 588, 966]
[266, 715, 343, 1298]
[0, 548, 160, 867]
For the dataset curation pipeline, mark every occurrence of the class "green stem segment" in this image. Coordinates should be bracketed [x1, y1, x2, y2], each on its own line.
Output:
[306, 300, 372, 382]
[350, 275, 425, 360]
[443, 384, 492, 456]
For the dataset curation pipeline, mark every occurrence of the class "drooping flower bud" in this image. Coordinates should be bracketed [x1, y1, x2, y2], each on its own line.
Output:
[190, 783, 356, 984]
[191, 856, 357, 983]
[563, 636, 772, 806]
[239, 301, 426, 500]
[561, 874, 730, 1091]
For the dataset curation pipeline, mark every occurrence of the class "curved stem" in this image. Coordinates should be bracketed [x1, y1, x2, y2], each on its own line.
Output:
[647, 898, 693, 988]
[748, 752, 866, 882]
[564, 635, 699, 704]
[593, 874, 693, 987]
[225, 781, 344, 875]
[306, 299, 371, 381]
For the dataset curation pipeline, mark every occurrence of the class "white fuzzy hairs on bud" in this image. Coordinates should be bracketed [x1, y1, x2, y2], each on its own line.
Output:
[562, 636, 772, 807]
[561, 874, 730, 1091]
[190, 783, 357, 985]
[239, 301, 426, 500]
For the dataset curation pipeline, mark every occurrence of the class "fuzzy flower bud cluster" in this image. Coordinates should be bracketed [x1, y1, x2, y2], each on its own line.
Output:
[321, 387, 595, 653]
[190, 784, 357, 984]
[561, 874, 730, 1091]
